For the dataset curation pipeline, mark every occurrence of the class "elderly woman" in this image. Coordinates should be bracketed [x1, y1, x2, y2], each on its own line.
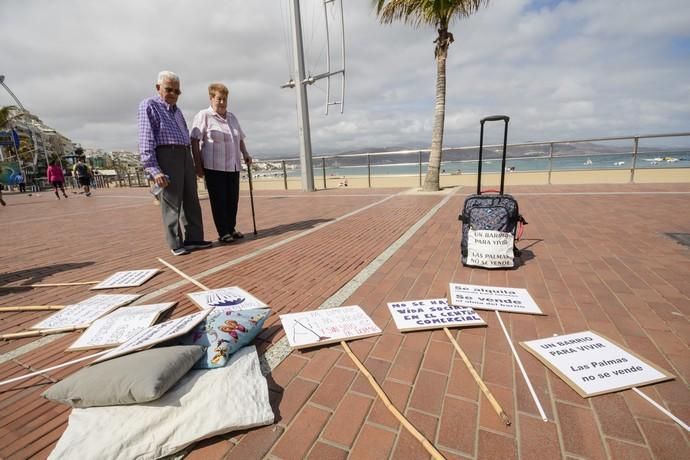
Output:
[191, 83, 252, 243]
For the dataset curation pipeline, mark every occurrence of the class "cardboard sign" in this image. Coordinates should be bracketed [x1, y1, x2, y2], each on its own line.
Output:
[449, 283, 543, 315]
[31, 294, 142, 330]
[467, 229, 515, 268]
[387, 298, 486, 332]
[520, 331, 673, 398]
[68, 302, 176, 351]
[91, 269, 160, 290]
[280, 306, 382, 349]
[187, 287, 268, 311]
[94, 310, 210, 363]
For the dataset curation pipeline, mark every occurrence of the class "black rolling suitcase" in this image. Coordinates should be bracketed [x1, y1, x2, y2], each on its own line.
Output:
[459, 115, 525, 268]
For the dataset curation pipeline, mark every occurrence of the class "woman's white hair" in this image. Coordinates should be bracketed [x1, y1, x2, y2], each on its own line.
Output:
[157, 71, 180, 84]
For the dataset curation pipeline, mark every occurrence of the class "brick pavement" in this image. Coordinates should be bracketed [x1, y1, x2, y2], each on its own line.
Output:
[1, 183, 689, 459]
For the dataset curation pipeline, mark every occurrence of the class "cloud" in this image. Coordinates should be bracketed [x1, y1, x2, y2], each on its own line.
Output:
[1, 0, 688, 158]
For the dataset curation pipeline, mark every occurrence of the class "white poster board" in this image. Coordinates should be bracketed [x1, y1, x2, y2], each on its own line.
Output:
[387, 298, 486, 332]
[68, 302, 176, 351]
[280, 306, 382, 350]
[91, 269, 160, 290]
[94, 310, 210, 363]
[31, 294, 142, 330]
[467, 229, 515, 268]
[187, 287, 268, 311]
[520, 331, 674, 398]
[449, 283, 543, 315]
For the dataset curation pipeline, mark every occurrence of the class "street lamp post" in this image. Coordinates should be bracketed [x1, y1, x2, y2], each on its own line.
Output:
[0, 75, 27, 111]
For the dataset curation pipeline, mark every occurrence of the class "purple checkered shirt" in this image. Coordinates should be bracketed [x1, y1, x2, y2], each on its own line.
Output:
[137, 96, 191, 177]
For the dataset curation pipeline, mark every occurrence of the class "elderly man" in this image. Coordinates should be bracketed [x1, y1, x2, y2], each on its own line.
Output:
[138, 70, 211, 256]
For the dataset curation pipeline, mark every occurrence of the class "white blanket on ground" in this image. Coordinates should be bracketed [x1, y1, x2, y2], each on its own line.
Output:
[49, 346, 274, 460]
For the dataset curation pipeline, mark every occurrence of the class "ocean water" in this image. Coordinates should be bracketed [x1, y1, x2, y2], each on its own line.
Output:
[269, 151, 690, 178]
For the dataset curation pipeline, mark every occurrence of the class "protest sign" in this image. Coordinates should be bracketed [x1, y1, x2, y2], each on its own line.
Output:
[91, 269, 160, 290]
[280, 306, 382, 349]
[467, 229, 515, 268]
[188, 286, 268, 311]
[31, 294, 141, 330]
[520, 331, 674, 398]
[449, 283, 543, 315]
[68, 302, 175, 351]
[94, 310, 210, 363]
[387, 298, 486, 332]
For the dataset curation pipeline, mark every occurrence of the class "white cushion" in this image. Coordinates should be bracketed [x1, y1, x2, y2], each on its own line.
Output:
[48, 346, 273, 460]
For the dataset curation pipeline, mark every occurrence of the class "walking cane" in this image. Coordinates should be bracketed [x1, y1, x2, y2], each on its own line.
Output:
[247, 163, 257, 235]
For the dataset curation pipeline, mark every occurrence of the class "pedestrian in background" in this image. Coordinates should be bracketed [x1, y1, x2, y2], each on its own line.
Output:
[72, 157, 93, 196]
[47, 159, 69, 199]
[191, 82, 252, 244]
[137, 70, 211, 256]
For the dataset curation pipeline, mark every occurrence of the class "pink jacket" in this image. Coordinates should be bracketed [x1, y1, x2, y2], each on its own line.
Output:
[47, 164, 65, 183]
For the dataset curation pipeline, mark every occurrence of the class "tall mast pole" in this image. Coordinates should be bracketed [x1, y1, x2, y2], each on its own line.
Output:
[290, 0, 315, 191]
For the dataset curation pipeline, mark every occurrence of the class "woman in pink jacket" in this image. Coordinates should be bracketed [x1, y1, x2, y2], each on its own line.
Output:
[47, 159, 68, 199]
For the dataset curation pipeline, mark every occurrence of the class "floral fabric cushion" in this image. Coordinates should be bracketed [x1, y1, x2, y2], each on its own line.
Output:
[182, 307, 270, 368]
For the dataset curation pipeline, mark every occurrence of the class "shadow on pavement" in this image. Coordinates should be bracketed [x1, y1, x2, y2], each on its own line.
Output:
[0, 262, 96, 296]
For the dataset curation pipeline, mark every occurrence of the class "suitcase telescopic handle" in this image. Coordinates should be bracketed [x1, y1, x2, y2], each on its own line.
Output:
[477, 115, 510, 195]
[481, 115, 510, 123]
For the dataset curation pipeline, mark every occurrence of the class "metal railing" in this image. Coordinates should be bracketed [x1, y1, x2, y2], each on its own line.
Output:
[253, 132, 690, 189]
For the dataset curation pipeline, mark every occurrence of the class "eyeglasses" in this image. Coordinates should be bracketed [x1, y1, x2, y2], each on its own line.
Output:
[163, 87, 182, 95]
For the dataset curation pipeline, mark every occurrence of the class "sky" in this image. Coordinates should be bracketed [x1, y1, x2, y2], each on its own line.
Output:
[1, 0, 689, 158]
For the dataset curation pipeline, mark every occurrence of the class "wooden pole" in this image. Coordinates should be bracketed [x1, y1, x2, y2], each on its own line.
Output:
[160, 260, 444, 457]
[1, 325, 87, 340]
[0, 306, 64, 312]
[0, 281, 100, 289]
[340, 341, 444, 459]
[0, 350, 109, 387]
[157, 258, 208, 290]
[444, 327, 511, 426]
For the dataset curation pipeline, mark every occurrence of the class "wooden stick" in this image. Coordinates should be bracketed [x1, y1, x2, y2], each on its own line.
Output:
[495, 311, 548, 422]
[161, 260, 445, 457]
[0, 350, 109, 387]
[157, 258, 208, 290]
[632, 387, 689, 432]
[340, 341, 444, 459]
[0, 306, 65, 312]
[0, 326, 87, 340]
[0, 281, 100, 288]
[444, 327, 511, 426]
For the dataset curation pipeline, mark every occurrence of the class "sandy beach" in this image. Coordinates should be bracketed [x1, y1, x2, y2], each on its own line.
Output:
[240, 167, 690, 191]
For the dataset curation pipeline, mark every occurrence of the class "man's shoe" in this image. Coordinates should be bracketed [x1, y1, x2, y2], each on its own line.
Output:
[184, 240, 212, 250]
[171, 247, 190, 256]
[219, 234, 235, 244]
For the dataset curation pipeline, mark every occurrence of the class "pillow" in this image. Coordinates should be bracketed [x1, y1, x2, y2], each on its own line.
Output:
[181, 308, 270, 368]
[42, 345, 203, 408]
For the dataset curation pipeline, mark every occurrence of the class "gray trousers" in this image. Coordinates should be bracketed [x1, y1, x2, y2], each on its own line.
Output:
[155, 145, 204, 249]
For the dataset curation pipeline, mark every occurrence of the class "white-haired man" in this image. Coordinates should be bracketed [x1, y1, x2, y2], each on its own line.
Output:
[137, 70, 211, 256]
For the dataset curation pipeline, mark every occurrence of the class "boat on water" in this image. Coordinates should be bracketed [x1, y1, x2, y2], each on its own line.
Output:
[584, 158, 593, 165]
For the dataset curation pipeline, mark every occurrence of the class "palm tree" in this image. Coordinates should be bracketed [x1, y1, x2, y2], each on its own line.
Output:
[374, 0, 489, 191]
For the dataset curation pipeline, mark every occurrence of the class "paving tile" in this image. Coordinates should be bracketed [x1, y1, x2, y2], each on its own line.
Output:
[367, 379, 412, 429]
[227, 424, 284, 460]
[276, 377, 319, 426]
[270, 405, 330, 460]
[606, 438, 653, 460]
[590, 393, 644, 443]
[390, 409, 438, 460]
[185, 436, 232, 460]
[637, 418, 690, 460]
[437, 396, 477, 456]
[306, 442, 348, 460]
[408, 370, 447, 416]
[517, 414, 562, 460]
[477, 430, 517, 460]
[322, 391, 373, 448]
[555, 402, 607, 460]
[310, 366, 357, 410]
[348, 423, 396, 459]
